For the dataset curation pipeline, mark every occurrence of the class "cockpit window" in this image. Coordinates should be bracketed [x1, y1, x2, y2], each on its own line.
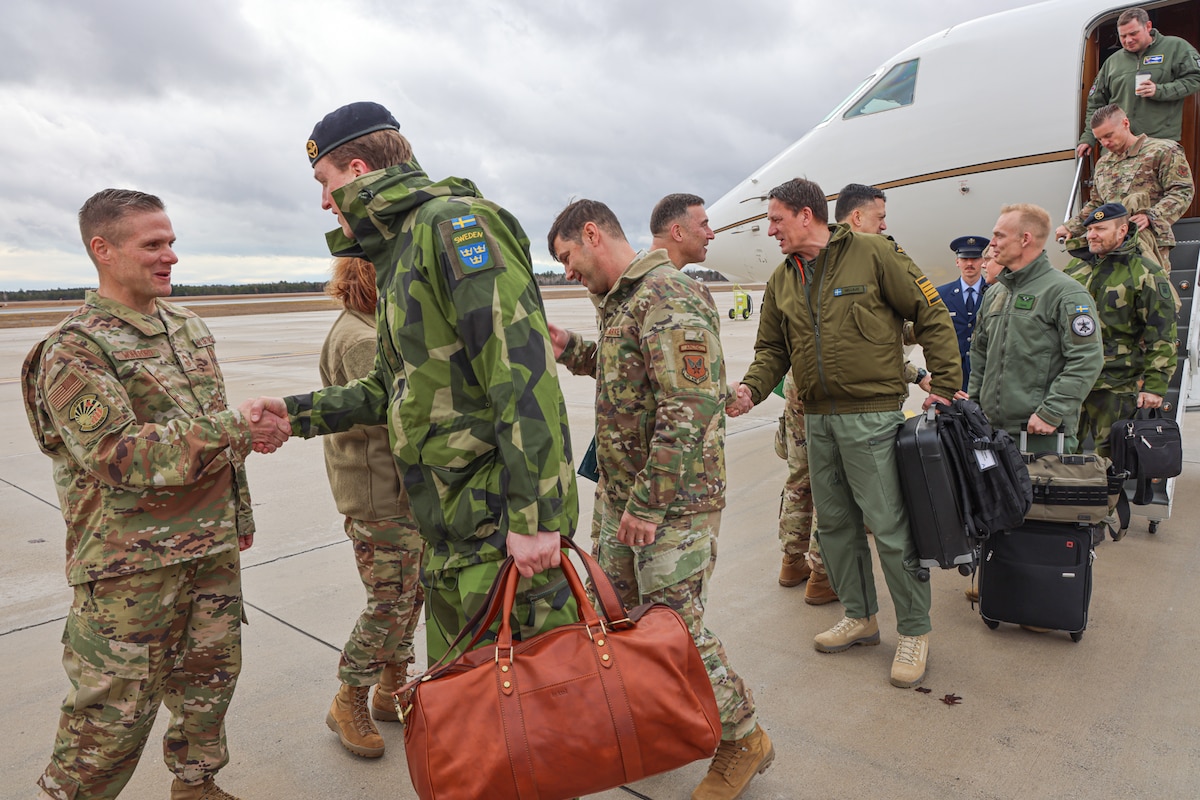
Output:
[843, 59, 919, 119]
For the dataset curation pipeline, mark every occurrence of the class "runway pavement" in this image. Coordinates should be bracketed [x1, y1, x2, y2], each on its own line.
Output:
[1, 293, 1198, 799]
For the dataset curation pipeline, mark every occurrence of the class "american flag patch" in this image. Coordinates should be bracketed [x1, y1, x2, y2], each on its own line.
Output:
[48, 372, 85, 410]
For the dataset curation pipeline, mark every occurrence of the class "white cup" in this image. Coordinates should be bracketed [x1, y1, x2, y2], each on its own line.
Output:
[1136, 71, 1152, 90]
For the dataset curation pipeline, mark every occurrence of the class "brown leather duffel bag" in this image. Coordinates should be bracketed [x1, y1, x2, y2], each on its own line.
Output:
[398, 536, 721, 800]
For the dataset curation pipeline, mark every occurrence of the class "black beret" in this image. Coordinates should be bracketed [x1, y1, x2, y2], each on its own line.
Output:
[1083, 202, 1129, 226]
[307, 102, 400, 165]
[949, 235, 988, 259]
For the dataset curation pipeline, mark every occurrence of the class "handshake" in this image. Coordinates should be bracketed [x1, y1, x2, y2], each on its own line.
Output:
[236, 396, 291, 455]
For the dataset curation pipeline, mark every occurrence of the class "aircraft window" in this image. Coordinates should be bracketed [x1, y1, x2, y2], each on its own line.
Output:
[820, 75, 874, 124]
[843, 59, 919, 119]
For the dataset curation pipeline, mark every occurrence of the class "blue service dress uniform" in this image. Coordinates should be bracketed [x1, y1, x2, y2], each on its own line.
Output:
[937, 279, 985, 391]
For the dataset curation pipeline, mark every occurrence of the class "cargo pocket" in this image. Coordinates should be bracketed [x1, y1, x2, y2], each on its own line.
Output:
[65, 610, 150, 723]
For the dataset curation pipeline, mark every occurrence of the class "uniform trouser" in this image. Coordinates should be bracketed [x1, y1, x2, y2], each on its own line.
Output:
[596, 503, 757, 741]
[1077, 389, 1139, 460]
[779, 374, 815, 558]
[38, 548, 242, 800]
[422, 554, 578, 664]
[338, 516, 426, 685]
[806, 411, 931, 636]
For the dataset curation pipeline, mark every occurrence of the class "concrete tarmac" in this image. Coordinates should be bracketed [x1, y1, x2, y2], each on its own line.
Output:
[2, 293, 1198, 799]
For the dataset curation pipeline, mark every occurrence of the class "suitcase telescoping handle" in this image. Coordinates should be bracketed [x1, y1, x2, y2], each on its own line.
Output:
[1019, 422, 1066, 455]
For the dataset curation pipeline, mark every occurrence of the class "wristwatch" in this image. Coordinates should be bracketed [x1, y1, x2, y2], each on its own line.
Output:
[913, 368, 928, 385]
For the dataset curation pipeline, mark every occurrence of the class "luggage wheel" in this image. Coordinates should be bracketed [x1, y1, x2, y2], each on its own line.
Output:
[957, 564, 972, 576]
[984, 619, 999, 630]
[1070, 632, 1083, 643]
[916, 567, 930, 582]
[1149, 521, 1159, 535]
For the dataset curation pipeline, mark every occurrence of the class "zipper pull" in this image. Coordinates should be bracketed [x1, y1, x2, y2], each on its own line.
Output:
[1141, 435, 1152, 449]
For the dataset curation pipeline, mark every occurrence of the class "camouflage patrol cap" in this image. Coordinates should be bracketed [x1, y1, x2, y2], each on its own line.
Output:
[307, 102, 400, 165]
[1084, 202, 1129, 226]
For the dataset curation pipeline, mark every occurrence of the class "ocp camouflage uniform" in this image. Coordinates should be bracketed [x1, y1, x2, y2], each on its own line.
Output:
[1065, 134, 1194, 269]
[320, 308, 424, 684]
[778, 373, 814, 560]
[285, 161, 579, 663]
[558, 248, 757, 740]
[22, 292, 253, 799]
[1064, 230, 1177, 457]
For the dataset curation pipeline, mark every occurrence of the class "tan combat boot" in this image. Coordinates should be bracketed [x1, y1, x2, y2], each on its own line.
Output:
[326, 683, 385, 757]
[372, 662, 407, 722]
[890, 633, 929, 688]
[803, 568, 838, 605]
[778, 553, 811, 587]
[170, 778, 241, 800]
[691, 723, 774, 800]
[814, 615, 880, 653]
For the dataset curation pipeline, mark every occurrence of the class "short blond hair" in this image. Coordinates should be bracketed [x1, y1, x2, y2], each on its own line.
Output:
[999, 203, 1050, 246]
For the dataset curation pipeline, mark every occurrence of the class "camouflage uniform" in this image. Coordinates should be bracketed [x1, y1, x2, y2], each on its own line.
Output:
[1065, 135, 1194, 269]
[22, 292, 253, 799]
[968, 253, 1104, 453]
[284, 161, 579, 663]
[1064, 231, 1177, 457]
[778, 373, 814, 559]
[558, 249, 757, 740]
[320, 309, 424, 684]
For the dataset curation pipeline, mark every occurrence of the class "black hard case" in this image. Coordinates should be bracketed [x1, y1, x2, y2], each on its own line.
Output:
[895, 410, 974, 574]
[979, 520, 1093, 640]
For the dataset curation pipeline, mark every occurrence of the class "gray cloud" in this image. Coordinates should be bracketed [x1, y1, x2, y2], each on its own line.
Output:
[0, 0, 1039, 289]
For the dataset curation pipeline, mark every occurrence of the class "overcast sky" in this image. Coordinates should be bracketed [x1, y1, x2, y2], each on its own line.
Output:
[0, 0, 1039, 291]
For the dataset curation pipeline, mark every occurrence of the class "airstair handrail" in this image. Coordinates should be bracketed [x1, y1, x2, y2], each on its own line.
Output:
[1062, 156, 1087, 225]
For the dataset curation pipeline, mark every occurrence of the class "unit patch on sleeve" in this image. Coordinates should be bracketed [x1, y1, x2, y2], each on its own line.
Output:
[916, 276, 942, 306]
[1071, 314, 1097, 337]
[69, 394, 109, 432]
[682, 351, 710, 384]
[437, 214, 507, 280]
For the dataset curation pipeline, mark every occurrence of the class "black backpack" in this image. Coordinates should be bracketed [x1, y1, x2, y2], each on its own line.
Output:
[937, 399, 1032, 538]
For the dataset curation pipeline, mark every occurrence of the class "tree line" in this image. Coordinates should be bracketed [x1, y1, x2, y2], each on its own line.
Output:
[1, 270, 729, 303]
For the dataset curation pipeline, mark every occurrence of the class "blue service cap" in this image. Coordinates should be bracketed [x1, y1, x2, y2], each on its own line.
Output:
[307, 102, 400, 165]
[1083, 202, 1129, 226]
[949, 235, 988, 258]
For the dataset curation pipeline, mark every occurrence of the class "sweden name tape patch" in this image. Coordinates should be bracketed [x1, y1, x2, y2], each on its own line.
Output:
[916, 276, 941, 306]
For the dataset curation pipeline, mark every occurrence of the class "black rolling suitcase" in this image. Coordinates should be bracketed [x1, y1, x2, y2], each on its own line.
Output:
[978, 520, 1094, 642]
[895, 408, 975, 579]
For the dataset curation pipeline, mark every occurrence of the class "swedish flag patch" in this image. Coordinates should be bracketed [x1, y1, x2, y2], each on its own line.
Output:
[1073, 304, 1091, 314]
[916, 276, 941, 306]
[438, 213, 505, 279]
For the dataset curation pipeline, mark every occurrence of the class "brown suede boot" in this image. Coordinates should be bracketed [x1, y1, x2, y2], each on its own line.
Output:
[778, 553, 811, 587]
[692, 723, 775, 800]
[372, 662, 407, 722]
[326, 684, 385, 757]
[170, 778, 240, 800]
[804, 569, 838, 605]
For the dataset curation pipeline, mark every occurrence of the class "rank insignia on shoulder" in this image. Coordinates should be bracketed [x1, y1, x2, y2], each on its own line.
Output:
[1071, 314, 1097, 337]
[682, 353, 709, 384]
[1073, 304, 1091, 314]
[69, 393, 109, 432]
[916, 276, 941, 306]
[1014, 294, 1036, 310]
